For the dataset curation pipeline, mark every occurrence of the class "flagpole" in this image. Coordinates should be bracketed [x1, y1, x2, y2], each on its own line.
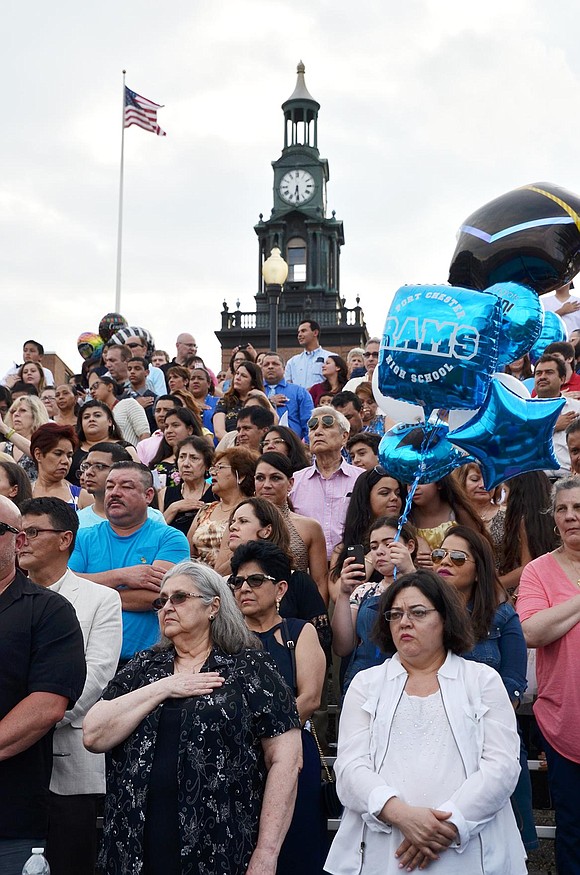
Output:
[115, 69, 126, 313]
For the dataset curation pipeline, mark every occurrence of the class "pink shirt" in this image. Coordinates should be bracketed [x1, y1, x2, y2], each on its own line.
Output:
[136, 430, 163, 465]
[289, 460, 364, 559]
[517, 552, 580, 762]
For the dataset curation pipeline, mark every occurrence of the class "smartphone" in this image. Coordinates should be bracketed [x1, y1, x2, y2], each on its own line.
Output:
[346, 544, 366, 567]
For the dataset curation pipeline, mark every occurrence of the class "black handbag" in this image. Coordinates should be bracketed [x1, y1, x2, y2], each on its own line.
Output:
[281, 619, 343, 820]
[310, 721, 343, 818]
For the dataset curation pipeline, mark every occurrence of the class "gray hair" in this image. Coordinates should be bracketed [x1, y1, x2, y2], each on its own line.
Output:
[160, 560, 260, 653]
[366, 337, 381, 347]
[311, 404, 350, 435]
[551, 474, 580, 514]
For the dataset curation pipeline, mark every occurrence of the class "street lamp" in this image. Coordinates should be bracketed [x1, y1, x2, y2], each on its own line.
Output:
[262, 246, 288, 352]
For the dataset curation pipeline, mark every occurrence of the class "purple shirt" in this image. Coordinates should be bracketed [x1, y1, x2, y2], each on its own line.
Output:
[289, 460, 364, 558]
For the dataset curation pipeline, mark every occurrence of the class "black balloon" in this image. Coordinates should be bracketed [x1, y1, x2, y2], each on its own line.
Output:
[449, 182, 580, 294]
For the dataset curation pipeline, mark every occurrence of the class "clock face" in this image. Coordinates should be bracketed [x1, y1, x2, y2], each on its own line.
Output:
[279, 170, 315, 205]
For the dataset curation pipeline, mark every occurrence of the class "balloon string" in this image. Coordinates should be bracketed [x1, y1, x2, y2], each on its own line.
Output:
[392, 413, 442, 580]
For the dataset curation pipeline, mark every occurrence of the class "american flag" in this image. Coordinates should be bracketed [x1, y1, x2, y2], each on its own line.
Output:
[124, 87, 167, 137]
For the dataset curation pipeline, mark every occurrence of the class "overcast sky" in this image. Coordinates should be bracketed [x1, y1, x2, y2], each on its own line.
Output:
[2, 0, 580, 376]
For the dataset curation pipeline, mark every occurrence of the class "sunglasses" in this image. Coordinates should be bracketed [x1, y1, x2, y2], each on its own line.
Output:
[0, 522, 20, 537]
[307, 415, 336, 430]
[228, 573, 276, 591]
[152, 591, 205, 611]
[431, 548, 475, 567]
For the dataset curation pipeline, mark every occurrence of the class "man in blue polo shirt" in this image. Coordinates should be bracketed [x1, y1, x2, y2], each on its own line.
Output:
[262, 351, 313, 440]
[69, 461, 189, 662]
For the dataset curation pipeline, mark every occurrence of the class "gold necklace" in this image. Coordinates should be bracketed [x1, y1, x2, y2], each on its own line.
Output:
[559, 547, 580, 587]
[174, 645, 212, 674]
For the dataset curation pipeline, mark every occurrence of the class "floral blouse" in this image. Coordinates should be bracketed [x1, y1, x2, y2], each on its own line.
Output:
[99, 646, 299, 875]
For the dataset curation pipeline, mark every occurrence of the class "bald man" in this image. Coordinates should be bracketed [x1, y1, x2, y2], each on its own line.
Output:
[160, 333, 198, 375]
[0, 496, 86, 875]
[161, 333, 217, 387]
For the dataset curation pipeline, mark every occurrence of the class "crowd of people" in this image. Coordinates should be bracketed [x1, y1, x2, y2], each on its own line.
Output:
[2, 303, 580, 875]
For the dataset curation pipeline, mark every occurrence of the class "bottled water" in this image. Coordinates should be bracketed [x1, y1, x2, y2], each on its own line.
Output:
[22, 848, 50, 874]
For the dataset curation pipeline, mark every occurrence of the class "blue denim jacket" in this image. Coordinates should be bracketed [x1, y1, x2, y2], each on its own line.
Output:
[462, 601, 527, 703]
[342, 593, 393, 695]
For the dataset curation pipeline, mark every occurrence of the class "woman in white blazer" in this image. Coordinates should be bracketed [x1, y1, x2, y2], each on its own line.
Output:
[325, 569, 527, 875]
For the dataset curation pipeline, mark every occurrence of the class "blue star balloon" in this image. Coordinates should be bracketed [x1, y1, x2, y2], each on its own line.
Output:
[378, 285, 502, 417]
[448, 380, 565, 490]
[528, 309, 568, 364]
[379, 422, 473, 485]
[487, 282, 543, 366]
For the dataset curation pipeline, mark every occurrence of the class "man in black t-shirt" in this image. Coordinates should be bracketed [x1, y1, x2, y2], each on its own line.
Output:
[0, 496, 86, 875]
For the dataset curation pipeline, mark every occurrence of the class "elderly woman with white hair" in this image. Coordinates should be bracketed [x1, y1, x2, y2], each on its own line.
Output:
[83, 560, 302, 875]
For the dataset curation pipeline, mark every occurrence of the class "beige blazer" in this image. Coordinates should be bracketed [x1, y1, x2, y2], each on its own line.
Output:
[49, 568, 122, 795]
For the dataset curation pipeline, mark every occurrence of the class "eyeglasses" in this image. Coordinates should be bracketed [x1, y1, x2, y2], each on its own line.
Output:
[126, 342, 145, 349]
[152, 591, 205, 611]
[209, 464, 232, 473]
[79, 461, 112, 474]
[228, 573, 276, 591]
[431, 548, 475, 567]
[384, 607, 438, 622]
[0, 522, 20, 536]
[307, 415, 336, 430]
[89, 381, 105, 390]
[363, 351, 379, 359]
[21, 527, 69, 540]
[262, 438, 287, 447]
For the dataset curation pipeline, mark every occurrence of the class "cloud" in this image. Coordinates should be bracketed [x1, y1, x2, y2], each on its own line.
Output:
[1, 0, 580, 375]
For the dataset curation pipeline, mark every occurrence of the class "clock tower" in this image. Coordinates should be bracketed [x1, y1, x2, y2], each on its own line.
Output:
[216, 62, 367, 363]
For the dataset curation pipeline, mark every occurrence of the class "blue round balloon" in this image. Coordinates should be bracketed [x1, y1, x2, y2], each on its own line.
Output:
[528, 310, 568, 365]
[486, 282, 543, 366]
[378, 285, 502, 416]
[378, 422, 472, 485]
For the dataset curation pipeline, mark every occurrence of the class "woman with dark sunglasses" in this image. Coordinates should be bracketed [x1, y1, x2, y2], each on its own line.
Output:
[409, 474, 487, 570]
[433, 527, 527, 694]
[434, 526, 536, 853]
[84, 560, 301, 875]
[231, 540, 327, 875]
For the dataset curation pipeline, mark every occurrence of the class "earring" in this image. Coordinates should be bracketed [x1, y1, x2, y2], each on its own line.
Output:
[209, 614, 215, 622]
[554, 526, 560, 536]
[275, 597, 281, 614]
